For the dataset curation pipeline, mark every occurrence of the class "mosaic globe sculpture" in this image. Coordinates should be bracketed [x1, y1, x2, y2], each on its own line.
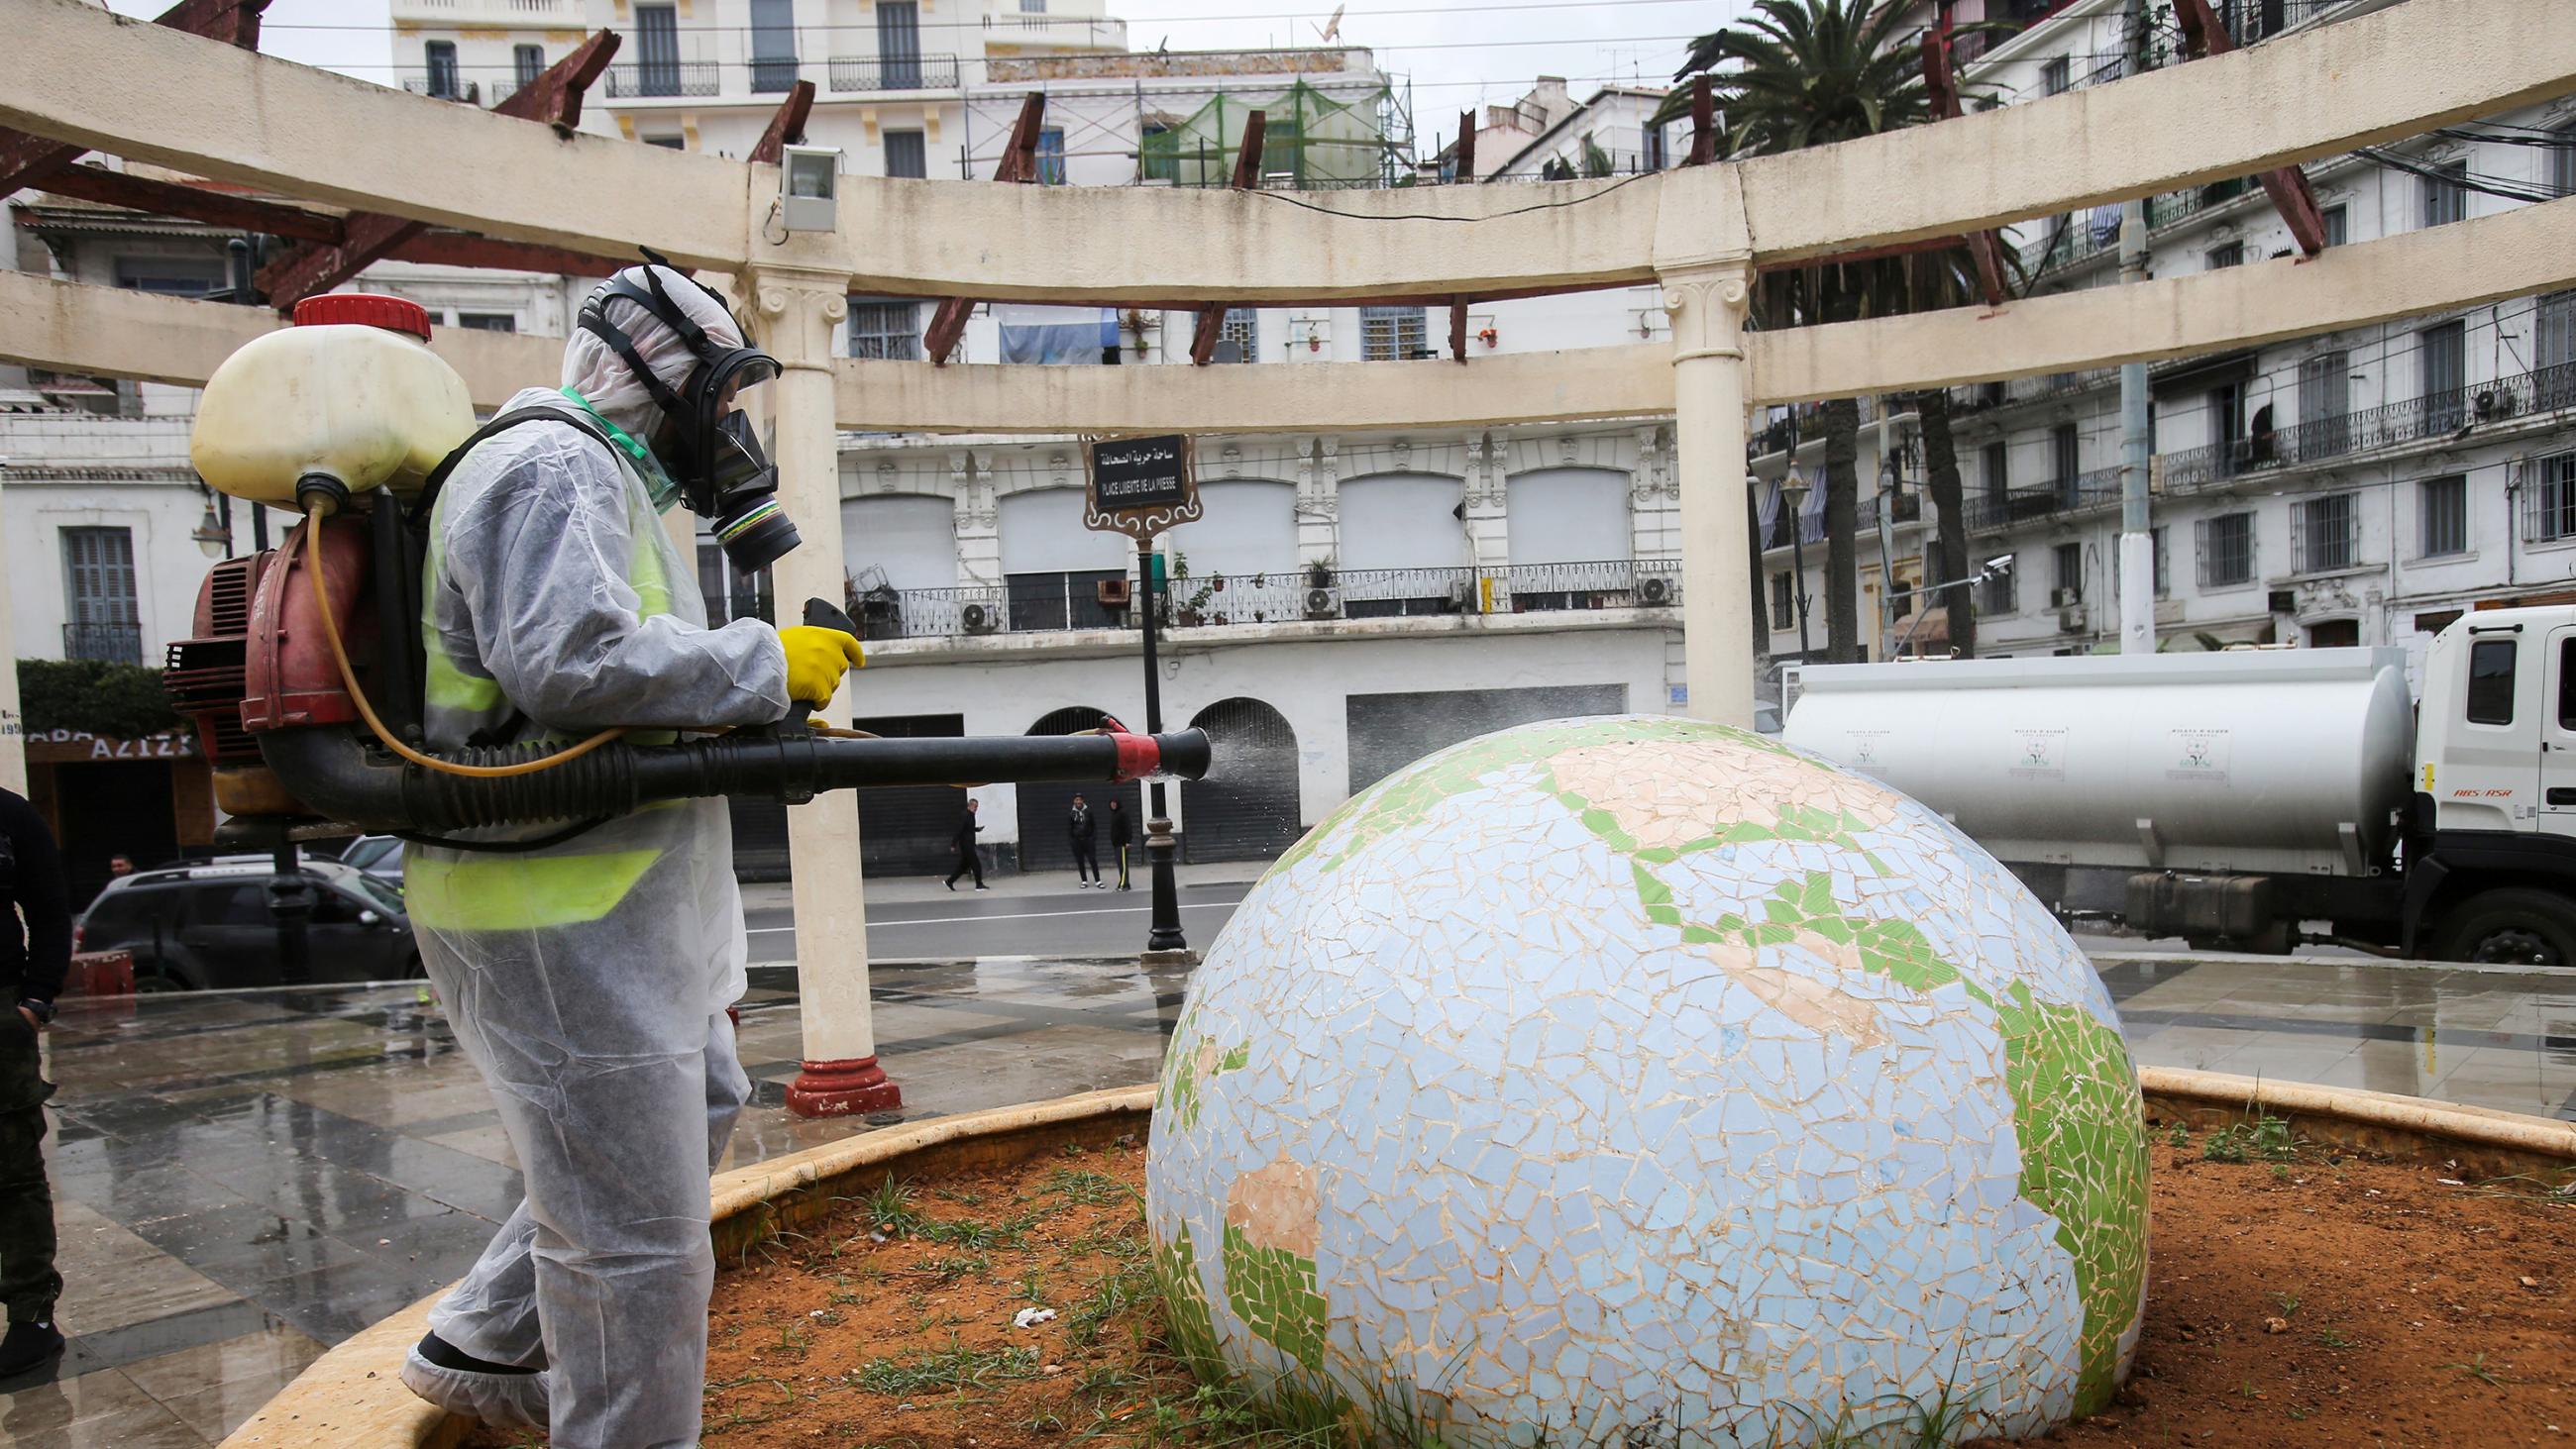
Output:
[1146, 716, 2148, 1446]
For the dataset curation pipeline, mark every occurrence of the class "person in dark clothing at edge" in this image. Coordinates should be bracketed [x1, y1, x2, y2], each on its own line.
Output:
[944, 797, 988, 891]
[1108, 797, 1134, 891]
[1068, 794, 1103, 887]
[1, 787, 72, 1379]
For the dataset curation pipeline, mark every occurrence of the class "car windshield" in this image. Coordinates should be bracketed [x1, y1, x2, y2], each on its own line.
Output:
[343, 838, 396, 869]
[349, 874, 407, 914]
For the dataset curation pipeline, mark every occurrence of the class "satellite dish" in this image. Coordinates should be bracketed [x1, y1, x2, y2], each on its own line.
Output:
[1318, 4, 1344, 42]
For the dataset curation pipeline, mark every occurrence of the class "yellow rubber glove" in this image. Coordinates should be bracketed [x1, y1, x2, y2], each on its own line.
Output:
[778, 626, 865, 708]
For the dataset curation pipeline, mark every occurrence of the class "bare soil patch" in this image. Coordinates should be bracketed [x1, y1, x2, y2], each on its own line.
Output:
[465, 1125, 2574, 1448]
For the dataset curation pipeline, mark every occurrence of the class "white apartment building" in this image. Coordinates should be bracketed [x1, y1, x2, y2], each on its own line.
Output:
[1758, 0, 2576, 689]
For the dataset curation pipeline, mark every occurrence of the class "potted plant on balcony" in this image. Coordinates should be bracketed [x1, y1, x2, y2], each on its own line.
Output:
[1167, 552, 1218, 627]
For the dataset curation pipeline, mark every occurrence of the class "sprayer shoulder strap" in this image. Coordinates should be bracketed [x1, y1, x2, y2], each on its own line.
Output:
[410, 407, 621, 528]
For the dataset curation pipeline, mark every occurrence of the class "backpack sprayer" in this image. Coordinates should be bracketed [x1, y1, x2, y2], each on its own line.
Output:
[167, 294, 1207, 844]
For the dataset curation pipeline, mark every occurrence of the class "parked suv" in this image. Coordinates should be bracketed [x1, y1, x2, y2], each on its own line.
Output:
[336, 834, 405, 887]
[75, 861, 419, 991]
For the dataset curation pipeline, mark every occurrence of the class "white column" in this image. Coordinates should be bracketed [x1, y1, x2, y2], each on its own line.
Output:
[745, 266, 898, 1117]
[0, 476, 24, 795]
[1662, 259, 1757, 729]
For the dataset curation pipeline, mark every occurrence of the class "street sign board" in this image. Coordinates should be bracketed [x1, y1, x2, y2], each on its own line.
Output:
[1085, 434, 1202, 539]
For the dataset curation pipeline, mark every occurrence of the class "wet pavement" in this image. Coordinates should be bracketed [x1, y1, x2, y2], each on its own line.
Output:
[4, 949, 2572, 1446]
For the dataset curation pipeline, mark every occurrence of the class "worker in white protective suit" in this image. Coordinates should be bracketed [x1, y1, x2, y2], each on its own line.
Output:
[395, 259, 863, 1448]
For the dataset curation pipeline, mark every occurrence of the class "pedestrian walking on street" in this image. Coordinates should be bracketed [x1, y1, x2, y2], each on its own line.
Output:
[945, 798, 988, 890]
[1069, 794, 1102, 886]
[1, 786, 73, 1380]
[1109, 798, 1134, 890]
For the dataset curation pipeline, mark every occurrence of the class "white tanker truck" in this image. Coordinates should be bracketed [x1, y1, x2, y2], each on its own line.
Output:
[1781, 606, 2576, 963]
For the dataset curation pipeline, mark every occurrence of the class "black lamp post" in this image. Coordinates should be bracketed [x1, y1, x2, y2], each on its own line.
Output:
[1135, 540, 1187, 955]
[1780, 473, 1813, 661]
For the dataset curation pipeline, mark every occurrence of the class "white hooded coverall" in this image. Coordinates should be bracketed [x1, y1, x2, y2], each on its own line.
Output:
[402, 268, 790, 1448]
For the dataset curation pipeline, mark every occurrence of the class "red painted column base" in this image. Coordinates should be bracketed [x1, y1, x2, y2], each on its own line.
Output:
[786, 1056, 903, 1117]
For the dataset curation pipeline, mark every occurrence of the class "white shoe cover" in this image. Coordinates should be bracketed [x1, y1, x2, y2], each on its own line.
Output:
[400, 1345, 552, 1429]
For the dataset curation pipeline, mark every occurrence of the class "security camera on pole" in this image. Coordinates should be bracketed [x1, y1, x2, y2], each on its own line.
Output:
[1086, 434, 1204, 962]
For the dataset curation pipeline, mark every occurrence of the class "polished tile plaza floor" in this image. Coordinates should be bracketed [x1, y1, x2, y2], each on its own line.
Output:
[2, 952, 2569, 1446]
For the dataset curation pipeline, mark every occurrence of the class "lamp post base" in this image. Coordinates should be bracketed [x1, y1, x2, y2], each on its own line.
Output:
[785, 1056, 903, 1117]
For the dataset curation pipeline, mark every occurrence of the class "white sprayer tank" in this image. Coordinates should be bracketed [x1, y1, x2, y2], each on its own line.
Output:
[1783, 649, 2415, 876]
[189, 293, 475, 506]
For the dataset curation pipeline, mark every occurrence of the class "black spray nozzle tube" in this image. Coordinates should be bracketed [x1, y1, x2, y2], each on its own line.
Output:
[260, 726, 1213, 835]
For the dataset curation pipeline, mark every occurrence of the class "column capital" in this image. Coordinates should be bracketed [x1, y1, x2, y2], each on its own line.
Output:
[1659, 258, 1754, 366]
[738, 263, 854, 371]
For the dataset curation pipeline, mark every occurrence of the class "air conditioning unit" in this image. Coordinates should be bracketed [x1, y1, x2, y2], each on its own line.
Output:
[1304, 587, 1339, 619]
[2050, 586, 2082, 608]
[960, 601, 1000, 635]
[1637, 575, 1675, 606]
[2058, 604, 2090, 632]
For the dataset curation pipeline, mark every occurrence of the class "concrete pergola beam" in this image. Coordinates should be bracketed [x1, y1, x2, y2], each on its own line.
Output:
[5, 0, 2569, 300]
[0, 0, 748, 269]
[0, 269, 561, 407]
[8, 196, 2575, 429]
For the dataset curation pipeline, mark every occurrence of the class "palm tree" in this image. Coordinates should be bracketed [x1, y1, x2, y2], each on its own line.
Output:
[1665, 0, 1989, 661]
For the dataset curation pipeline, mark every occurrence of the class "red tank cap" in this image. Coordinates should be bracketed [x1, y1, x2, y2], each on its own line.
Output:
[290, 292, 433, 341]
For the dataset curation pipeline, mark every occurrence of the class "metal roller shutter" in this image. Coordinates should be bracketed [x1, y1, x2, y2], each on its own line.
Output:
[854, 713, 968, 876]
[1017, 705, 1113, 874]
[1183, 697, 1302, 862]
[1344, 684, 1630, 794]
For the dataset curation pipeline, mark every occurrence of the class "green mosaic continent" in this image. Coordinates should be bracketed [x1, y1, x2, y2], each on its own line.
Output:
[1152, 1225, 1225, 1377]
[1269, 716, 1779, 879]
[1221, 1223, 1329, 1373]
[1160, 1016, 1250, 1132]
[1685, 873, 2147, 1411]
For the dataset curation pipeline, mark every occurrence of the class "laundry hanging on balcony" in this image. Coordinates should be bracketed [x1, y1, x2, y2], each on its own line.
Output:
[996, 304, 1120, 364]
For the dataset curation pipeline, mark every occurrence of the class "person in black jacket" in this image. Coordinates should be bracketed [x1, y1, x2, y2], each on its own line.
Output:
[1108, 798, 1134, 891]
[1068, 795, 1102, 887]
[0, 787, 71, 1378]
[944, 798, 987, 890]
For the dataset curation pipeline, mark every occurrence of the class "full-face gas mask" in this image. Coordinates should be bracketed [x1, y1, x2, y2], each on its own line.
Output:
[577, 255, 803, 572]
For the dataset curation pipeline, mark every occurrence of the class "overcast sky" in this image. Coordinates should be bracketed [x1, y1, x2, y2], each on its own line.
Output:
[112, 0, 1747, 157]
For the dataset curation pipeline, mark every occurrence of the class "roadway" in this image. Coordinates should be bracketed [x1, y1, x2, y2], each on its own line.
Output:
[743, 876, 1260, 962]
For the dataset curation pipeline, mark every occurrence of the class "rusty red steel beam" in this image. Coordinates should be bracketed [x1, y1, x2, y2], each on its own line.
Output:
[258, 30, 621, 308]
[2172, 0, 2329, 257]
[0, 0, 269, 197]
[1920, 29, 2012, 306]
[749, 80, 816, 165]
[1684, 77, 1716, 166]
[926, 93, 1046, 366]
[1446, 112, 1477, 362]
[1189, 110, 1268, 366]
[23, 163, 344, 245]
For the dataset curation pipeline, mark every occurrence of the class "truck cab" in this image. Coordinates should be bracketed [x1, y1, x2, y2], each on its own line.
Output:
[2404, 605, 2576, 960]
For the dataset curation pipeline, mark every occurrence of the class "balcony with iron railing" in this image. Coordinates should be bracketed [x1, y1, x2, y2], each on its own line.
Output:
[838, 562, 1681, 641]
[604, 60, 720, 99]
[401, 74, 481, 103]
[828, 53, 962, 92]
[1965, 466, 2124, 533]
[63, 622, 143, 665]
[2161, 362, 2576, 492]
[1500, 559, 1682, 611]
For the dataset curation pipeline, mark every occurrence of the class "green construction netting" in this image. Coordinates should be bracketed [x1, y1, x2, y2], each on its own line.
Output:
[1138, 80, 1393, 190]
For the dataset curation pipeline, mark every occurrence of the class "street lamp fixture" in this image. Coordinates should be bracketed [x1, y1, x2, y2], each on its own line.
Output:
[190, 502, 230, 559]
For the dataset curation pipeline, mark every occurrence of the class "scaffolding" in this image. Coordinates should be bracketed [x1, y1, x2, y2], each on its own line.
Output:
[1140, 78, 1414, 191]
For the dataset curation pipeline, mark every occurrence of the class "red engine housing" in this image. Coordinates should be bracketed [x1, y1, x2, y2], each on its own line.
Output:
[166, 516, 376, 767]
[240, 515, 376, 732]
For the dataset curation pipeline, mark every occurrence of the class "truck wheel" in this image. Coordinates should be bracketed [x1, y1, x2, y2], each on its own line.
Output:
[2428, 887, 2576, 965]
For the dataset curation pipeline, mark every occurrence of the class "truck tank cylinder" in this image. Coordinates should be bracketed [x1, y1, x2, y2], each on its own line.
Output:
[1782, 649, 2415, 877]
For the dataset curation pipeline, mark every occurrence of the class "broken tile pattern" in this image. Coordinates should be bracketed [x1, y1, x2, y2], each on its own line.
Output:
[1149, 716, 2150, 1446]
